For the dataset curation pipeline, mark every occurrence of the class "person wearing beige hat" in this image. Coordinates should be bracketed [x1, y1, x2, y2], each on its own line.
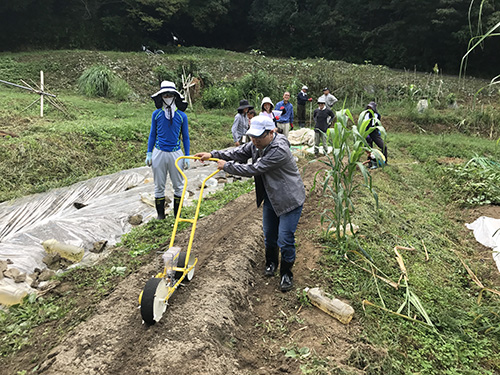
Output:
[146, 80, 190, 220]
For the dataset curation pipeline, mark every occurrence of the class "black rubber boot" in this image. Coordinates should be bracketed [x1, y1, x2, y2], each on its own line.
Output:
[280, 260, 294, 292]
[155, 197, 165, 220]
[173, 195, 182, 217]
[264, 247, 279, 276]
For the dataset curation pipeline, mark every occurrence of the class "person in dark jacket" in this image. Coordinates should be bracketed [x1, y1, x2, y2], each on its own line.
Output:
[194, 115, 305, 292]
[296, 85, 312, 128]
[313, 97, 335, 156]
[146, 80, 190, 220]
[363, 101, 387, 162]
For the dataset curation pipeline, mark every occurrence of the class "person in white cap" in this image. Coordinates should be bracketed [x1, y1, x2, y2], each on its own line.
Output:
[194, 115, 305, 292]
[146, 80, 190, 220]
[296, 85, 312, 128]
[313, 97, 335, 157]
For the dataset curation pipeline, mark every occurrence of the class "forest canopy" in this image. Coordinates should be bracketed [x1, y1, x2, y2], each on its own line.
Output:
[0, 0, 498, 76]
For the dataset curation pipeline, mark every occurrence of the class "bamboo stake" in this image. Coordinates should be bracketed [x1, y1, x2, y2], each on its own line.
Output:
[40, 71, 44, 117]
[0, 78, 56, 97]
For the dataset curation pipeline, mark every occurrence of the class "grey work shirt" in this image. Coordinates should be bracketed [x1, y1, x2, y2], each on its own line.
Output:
[231, 113, 249, 142]
[211, 134, 305, 217]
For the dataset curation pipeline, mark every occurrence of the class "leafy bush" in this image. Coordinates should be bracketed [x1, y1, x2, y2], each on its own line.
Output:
[236, 70, 279, 100]
[201, 85, 239, 109]
[442, 156, 500, 206]
[77, 65, 131, 100]
[152, 66, 178, 86]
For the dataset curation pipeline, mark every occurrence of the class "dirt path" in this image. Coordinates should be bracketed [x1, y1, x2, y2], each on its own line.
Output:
[0, 161, 361, 375]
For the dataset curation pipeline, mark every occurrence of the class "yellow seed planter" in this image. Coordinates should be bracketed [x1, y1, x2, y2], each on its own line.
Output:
[139, 156, 220, 325]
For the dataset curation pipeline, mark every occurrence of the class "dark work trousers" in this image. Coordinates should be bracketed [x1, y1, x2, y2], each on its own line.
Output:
[297, 104, 306, 127]
[366, 129, 388, 161]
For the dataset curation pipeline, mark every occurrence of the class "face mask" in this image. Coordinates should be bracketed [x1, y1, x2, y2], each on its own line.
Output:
[163, 97, 175, 106]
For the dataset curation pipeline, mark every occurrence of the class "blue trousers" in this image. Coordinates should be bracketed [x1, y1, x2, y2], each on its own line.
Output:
[262, 196, 303, 263]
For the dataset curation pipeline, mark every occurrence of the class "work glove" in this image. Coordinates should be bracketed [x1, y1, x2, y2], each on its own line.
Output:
[183, 158, 190, 170]
[308, 98, 312, 101]
[280, 106, 286, 115]
[290, 123, 294, 130]
[145, 152, 152, 167]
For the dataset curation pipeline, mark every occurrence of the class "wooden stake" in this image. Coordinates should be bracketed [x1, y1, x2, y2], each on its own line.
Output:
[40, 71, 44, 117]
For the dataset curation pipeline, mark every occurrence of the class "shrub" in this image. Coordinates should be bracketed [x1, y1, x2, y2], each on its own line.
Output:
[236, 70, 279, 100]
[201, 85, 239, 109]
[77, 65, 131, 100]
[152, 66, 178, 86]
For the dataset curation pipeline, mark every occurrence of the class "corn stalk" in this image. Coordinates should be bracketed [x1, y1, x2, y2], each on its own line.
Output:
[313, 108, 382, 243]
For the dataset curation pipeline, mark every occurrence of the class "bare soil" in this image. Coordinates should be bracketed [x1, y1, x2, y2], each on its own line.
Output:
[1, 159, 499, 375]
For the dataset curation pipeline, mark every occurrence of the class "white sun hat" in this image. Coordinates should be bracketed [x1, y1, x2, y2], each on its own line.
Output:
[246, 115, 276, 137]
[151, 80, 183, 99]
[261, 96, 274, 109]
[302, 85, 308, 90]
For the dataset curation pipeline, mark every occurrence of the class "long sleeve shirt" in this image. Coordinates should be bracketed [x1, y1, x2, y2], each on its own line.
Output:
[313, 107, 335, 133]
[211, 134, 305, 216]
[275, 101, 294, 124]
[231, 112, 249, 142]
[147, 108, 190, 155]
[319, 93, 338, 110]
[297, 91, 308, 106]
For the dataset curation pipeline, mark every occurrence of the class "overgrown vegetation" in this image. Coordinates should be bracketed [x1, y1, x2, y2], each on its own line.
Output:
[77, 65, 132, 100]
[309, 132, 500, 374]
[0, 49, 499, 374]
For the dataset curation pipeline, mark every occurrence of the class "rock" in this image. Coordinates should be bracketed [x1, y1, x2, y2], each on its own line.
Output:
[92, 240, 108, 253]
[0, 260, 8, 273]
[6, 259, 13, 265]
[217, 177, 228, 184]
[4, 268, 27, 283]
[128, 214, 143, 226]
[73, 202, 88, 209]
[43, 253, 72, 270]
[38, 269, 56, 282]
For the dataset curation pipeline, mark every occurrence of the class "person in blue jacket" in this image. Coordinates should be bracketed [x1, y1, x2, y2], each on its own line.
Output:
[146, 80, 190, 220]
[275, 92, 294, 138]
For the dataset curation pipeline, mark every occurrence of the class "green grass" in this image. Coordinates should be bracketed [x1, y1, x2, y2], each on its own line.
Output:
[310, 133, 500, 374]
[0, 49, 499, 373]
[0, 89, 236, 202]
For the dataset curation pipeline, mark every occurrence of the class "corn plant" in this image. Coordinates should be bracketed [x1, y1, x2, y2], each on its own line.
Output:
[313, 108, 382, 244]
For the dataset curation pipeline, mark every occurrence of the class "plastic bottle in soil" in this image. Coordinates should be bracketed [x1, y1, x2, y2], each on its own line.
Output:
[162, 247, 181, 279]
[42, 239, 84, 263]
[0, 284, 28, 306]
[304, 287, 354, 324]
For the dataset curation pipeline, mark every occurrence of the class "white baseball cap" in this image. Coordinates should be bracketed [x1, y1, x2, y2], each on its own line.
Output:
[302, 85, 308, 90]
[246, 115, 275, 137]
